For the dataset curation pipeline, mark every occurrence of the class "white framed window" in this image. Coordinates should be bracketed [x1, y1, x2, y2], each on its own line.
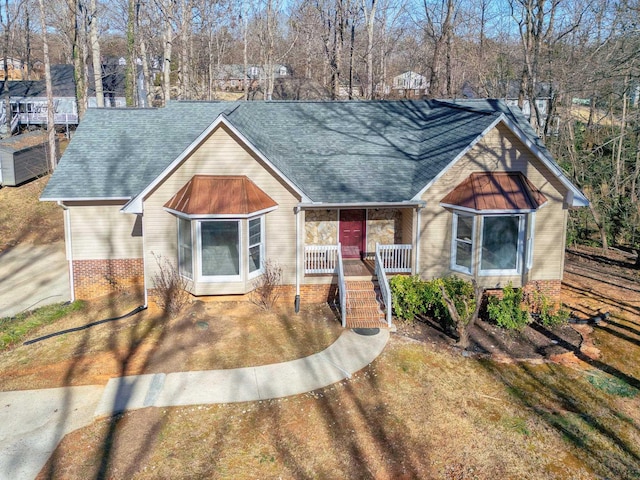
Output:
[479, 215, 525, 276]
[451, 212, 475, 275]
[198, 220, 242, 281]
[177, 217, 193, 279]
[526, 212, 536, 271]
[248, 216, 264, 277]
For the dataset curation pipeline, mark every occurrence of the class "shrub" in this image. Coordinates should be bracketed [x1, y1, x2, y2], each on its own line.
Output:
[487, 283, 530, 330]
[527, 288, 570, 327]
[250, 260, 283, 310]
[390, 275, 427, 322]
[152, 254, 191, 316]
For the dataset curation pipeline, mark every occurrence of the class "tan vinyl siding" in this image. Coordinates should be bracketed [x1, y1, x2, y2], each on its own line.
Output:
[143, 125, 301, 295]
[66, 201, 143, 260]
[419, 122, 569, 286]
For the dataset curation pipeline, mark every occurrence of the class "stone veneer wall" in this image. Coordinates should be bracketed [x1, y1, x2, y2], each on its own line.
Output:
[305, 210, 338, 245]
[73, 258, 144, 299]
[366, 209, 402, 253]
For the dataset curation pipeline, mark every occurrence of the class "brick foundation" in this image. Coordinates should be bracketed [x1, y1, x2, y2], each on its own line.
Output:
[485, 279, 562, 303]
[523, 280, 562, 302]
[73, 258, 144, 299]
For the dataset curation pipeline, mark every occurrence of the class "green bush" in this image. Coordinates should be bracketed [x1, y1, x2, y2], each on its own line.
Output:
[389, 275, 478, 333]
[527, 289, 570, 327]
[487, 284, 530, 330]
[390, 275, 427, 322]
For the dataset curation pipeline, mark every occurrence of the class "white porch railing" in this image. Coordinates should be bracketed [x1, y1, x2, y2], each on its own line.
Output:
[337, 243, 347, 327]
[376, 244, 412, 273]
[304, 244, 339, 274]
[375, 244, 393, 327]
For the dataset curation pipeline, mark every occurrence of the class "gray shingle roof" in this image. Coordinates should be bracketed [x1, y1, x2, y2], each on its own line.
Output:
[42, 99, 544, 204]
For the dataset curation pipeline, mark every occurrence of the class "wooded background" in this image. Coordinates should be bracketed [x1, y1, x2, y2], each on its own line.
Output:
[2, 0, 639, 257]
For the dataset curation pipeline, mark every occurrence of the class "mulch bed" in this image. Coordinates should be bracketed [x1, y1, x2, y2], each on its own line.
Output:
[394, 315, 584, 363]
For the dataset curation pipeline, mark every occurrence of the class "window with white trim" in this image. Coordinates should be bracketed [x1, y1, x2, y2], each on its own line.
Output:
[176, 215, 266, 283]
[200, 220, 241, 279]
[178, 217, 193, 279]
[450, 212, 530, 276]
[479, 215, 525, 275]
[248, 216, 264, 276]
[451, 213, 474, 274]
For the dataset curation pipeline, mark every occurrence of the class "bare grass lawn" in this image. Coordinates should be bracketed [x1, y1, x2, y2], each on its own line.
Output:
[5, 247, 640, 479]
[0, 175, 64, 251]
[0, 295, 343, 391]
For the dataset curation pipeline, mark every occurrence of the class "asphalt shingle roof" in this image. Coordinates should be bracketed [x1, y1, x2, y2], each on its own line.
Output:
[42, 99, 544, 204]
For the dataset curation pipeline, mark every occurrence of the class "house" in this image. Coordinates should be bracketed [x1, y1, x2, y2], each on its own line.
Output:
[391, 71, 429, 98]
[215, 64, 290, 92]
[0, 63, 144, 135]
[41, 99, 588, 328]
[0, 57, 30, 81]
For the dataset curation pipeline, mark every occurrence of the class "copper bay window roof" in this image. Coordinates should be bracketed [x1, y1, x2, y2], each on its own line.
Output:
[164, 175, 278, 215]
[440, 172, 547, 213]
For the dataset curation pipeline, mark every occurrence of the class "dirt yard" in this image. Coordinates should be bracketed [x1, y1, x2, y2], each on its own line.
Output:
[5, 246, 640, 479]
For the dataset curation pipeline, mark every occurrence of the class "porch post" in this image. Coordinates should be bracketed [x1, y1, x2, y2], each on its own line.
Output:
[294, 206, 301, 313]
[414, 205, 422, 275]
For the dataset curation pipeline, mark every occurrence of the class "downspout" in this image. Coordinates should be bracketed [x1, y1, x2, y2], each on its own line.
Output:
[294, 206, 301, 313]
[140, 213, 148, 309]
[415, 205, 422, 275]
[58, 201, 75, 303]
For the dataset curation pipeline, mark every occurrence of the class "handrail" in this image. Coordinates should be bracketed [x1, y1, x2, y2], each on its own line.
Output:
[375, 243, 393, 327]
[304, 244, 339, 273]
[10, 113, 19, 133]
[377, 244, 412, 273]
[336, 243, 347, 328]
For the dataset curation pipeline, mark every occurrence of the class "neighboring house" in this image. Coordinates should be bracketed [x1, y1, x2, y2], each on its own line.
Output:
[0, 63, 144, 135]
[215, 64, 290, 92]
[391, 71, 429, 98]
[0, 57, 29, 81]
[41, 99, 588, 328]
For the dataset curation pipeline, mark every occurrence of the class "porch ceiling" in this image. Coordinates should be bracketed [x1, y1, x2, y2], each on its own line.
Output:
[164, 175, 277, 215]
[440, 172, 547, 212]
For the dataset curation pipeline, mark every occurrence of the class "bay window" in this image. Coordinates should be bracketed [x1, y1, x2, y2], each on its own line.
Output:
[450, 212, 528, 276]
[176, 216, 265, 282]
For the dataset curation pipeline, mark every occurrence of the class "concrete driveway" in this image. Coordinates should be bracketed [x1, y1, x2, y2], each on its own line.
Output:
[0, 242, 70, 318]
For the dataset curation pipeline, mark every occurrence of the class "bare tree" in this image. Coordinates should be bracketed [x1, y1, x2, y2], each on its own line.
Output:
[38, 0, 56, 171]
[88, 0, 103, 107]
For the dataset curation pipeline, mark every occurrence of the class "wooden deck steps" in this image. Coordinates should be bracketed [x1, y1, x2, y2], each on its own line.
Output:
[344, 280, 388, 329]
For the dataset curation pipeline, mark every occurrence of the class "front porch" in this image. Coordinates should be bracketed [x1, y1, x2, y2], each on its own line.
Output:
[302, 206, 417, 329]
[303, 243, 412, 329]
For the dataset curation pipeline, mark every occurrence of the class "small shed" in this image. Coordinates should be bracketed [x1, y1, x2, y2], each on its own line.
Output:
[0, 131, 56, 186]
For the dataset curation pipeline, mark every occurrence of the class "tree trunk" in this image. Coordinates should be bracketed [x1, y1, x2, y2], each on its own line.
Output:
[440, 281, 483, 350]
[588, 200, 608, 252]
[162, 0, 174, 104]
[38, 0, 56, 171]
[125, 0, 136, 106]
[89, 0, 103, 107]
[362, 0, 377, 100]
[3, 0, 11, 133]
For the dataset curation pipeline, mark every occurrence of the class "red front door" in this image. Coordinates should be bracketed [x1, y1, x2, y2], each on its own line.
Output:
[339, 209, 365, 259]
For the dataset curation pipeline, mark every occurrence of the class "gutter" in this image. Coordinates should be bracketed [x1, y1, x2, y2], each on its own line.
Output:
[297, 200, 426, 209]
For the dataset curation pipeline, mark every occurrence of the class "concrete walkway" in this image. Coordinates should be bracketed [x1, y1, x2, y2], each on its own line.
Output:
[0, 242, 70, 318]
[0, 327, 389, 479]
